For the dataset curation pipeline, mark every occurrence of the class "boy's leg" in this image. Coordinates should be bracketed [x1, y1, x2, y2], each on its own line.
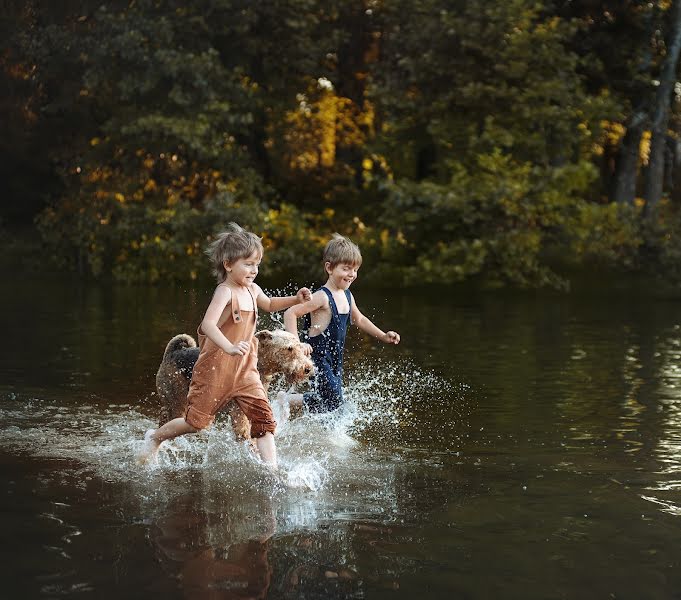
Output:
[254, 432, 277, 469]
[302, 379, 342, 413]
[154, 417, 198, 442]
[276, 391, 304, 409]
[234, 390, 278, 469]
[137, 417, 197, 464]
[275, 391, 304, 423]
[298, 363, 342, 413]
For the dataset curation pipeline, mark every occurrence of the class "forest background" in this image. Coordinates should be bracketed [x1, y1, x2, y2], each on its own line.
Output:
[4, 0, 681, 290]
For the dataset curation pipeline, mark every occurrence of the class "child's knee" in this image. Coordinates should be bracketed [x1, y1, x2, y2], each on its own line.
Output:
[185, 406, 213, 431]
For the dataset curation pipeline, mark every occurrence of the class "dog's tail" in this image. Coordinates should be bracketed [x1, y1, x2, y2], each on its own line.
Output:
[162, 333, 197, 358]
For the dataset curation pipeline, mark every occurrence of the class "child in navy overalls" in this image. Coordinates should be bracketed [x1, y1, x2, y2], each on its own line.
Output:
[279, 234, 401, 415]
[301, 286, 352, 412]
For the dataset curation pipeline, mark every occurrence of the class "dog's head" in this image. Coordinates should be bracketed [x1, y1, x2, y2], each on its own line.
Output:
[255, 329, 314, 383]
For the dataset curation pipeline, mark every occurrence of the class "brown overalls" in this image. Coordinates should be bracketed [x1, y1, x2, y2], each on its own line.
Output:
[184, 285, 276, 438]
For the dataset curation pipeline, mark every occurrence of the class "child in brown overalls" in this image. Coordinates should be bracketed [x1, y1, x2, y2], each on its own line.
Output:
[138, 223, 311, 469]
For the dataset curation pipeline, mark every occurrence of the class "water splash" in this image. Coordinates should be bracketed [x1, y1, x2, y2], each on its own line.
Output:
[282, 458, 328, 491]
[0, 357, 466, 492]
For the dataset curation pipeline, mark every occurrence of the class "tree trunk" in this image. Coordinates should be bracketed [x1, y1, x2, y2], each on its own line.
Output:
[644, 0, 681, 214]
[613, 113, 646, 206]
[671, 135, 681, 204]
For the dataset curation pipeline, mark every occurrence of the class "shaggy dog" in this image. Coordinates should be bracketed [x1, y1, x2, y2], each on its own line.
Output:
[155, 329, 314, 440]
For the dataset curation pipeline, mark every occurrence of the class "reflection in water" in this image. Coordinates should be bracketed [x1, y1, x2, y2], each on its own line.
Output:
[0, 358, 457, 596]
[617, 343, 647, 453]
[656, 332, 681, 469]
[641, 329, 681, 515]
[151, 493, 275, 599]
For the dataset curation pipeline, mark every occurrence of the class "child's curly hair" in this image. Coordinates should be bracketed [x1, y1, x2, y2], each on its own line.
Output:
[205, 223, 263, 283]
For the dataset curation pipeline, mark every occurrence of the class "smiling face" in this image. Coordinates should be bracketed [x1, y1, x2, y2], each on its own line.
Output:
[225, 251, 261, 287]
[325, 261, 359, 290]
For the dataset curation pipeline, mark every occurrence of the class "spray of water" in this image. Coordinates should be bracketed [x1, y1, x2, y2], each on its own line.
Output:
[0, 357, 468, 493]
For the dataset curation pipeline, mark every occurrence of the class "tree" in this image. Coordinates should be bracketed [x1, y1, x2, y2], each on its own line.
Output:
[644, 0, 681, 214]
[363, 0, 622, 287]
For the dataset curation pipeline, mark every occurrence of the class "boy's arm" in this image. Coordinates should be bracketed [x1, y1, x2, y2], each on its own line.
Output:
[201, 285, 251, 356]
[283, 291, 327, 335]
[351, 302, 401, 345]
[254, 284, 311, 313]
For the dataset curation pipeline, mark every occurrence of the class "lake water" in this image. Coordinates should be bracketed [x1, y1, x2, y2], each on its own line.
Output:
[3, 277, 681, 598]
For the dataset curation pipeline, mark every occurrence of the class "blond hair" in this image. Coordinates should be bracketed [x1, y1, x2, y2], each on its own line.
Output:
[323, 233, 362, 269]
[205, 223, 263, 282]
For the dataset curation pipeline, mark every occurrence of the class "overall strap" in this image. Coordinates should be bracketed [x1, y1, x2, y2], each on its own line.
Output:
[246, 285, 258, 316]
[229, 285, 257, 323]
[344, 289, 353, 324]
[230, 287, 242, 323]
[321, 287, 340, 321]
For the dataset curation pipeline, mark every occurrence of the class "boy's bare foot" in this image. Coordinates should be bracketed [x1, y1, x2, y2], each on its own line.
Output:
[275, 391, 291, 424]
[136, 428, 160, 465]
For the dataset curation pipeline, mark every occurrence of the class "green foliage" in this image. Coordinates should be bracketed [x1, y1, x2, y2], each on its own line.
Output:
[36, 183, 329, 285]
[261, 205, 339, 284]
[569, 203, 642, 267]
[23, 0, 360, 284]
[371, 0, 616, 177]
[639, 202, 681, 282]
[37, 187, 257, 283]
[6, 1, 679, 288]
[370, 153, 637, 288]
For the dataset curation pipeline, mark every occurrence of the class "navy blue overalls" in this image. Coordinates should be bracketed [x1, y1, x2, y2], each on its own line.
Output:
[302, 286, 352, 413]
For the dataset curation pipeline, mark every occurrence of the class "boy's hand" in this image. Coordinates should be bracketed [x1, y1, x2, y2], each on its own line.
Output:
[301, 342, 313, 356]
[296, 287, 312, 303]
[384, 331, 400, 345]
[226, 340, 250, 356]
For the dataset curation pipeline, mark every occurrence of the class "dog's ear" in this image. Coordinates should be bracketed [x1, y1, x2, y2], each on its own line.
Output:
[255, 330, 273, 341]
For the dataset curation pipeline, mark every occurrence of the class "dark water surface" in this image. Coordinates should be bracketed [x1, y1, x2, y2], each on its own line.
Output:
[3, 278, 681, 598]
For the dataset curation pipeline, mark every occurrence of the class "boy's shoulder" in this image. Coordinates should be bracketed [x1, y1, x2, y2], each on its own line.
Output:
[312, 288, 331, 306]
[218, 281, 260, 294]
[313, 287, 353, 307]
[214, 282, 233, 297]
